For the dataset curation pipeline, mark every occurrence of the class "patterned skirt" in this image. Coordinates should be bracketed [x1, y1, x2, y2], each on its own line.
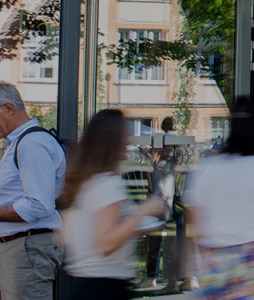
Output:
[191, 242, 254, 300]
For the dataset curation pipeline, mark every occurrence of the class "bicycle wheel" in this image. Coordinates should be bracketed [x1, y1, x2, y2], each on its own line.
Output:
[126, 150, 142, 166]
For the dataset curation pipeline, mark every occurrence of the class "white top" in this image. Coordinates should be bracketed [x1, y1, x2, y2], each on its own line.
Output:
[183, 154, 254, 247]
[62, 172, 136, 279]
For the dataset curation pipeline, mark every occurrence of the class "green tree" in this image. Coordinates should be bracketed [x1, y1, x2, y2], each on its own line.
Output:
[96, 32, 106, 111]
[180, 0, 235, 53]
[106, 38, 209, 74]
[0, 0, 60, 61]
[27, 104, 44, 125]
[27, 103, 57, 130]
[173, 65, 193, 136]
[180, 0, 235, 103]
[41, 105, 57, 130]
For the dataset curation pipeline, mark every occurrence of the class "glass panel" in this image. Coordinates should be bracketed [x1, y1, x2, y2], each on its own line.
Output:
[40, 60, 54, 78]
[119, 68, 129, 80]
[96, 0, 235, 147]
[117, 29, 163, 82]
[135, 65, 147, 80]
[151, 63, 164, 80]
[96, 0, 235, 290]
[210, 117, 230, 142]
[78, 0, 86, 139]
[0, 0, 61, 133]
[153, 30, 160, 41]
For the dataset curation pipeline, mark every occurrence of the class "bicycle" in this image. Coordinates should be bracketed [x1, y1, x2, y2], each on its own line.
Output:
[126, 145, 161, 167]
[126, 144, 193, 167]
[174, 145, 194, 165]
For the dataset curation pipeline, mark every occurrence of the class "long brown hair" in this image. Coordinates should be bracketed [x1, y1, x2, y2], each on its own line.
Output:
[59, 109, 126, 209]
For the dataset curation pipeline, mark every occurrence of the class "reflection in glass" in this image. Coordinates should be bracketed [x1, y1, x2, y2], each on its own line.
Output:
[97, 0, 234, 148]
[210, 117, 230, 142]
[118, 29, 163, 82]
[135, 66, 147, 80]
[151, 63, 164, 81]
[93, 0, 236, 291]
[77, 0, 86, 139]
[127, 118, 153, 136]
[0, 0, 61, 132]
[119, 68, 129, 80]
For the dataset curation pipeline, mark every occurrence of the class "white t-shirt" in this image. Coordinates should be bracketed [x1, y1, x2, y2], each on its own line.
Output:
[62, 172, 137, 279]
[183, 154, 254, 247]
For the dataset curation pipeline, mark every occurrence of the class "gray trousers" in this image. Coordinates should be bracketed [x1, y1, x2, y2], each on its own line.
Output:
[0, 232, 63, 300]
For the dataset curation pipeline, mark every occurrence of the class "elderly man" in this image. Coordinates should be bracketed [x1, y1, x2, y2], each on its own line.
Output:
[0, 81, 66, 300]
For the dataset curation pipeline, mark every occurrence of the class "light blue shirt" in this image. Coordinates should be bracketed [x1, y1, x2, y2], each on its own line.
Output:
[0, 118, 66, 236]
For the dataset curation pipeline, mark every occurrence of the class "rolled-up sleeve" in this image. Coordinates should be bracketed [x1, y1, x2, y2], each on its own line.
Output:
[13, 140, 56, 223]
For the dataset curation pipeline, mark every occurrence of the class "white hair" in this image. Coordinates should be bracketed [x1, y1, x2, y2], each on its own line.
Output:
[0, 81, 25, 111]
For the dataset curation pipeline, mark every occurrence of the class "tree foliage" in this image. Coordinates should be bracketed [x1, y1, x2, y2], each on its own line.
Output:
[180, 0, 235, 104]
[0, 0, 60, 62]
[0, 0, 18, 11]
[105, 0, 235, 102]
[96, 31, 107, 110]
[105, 0, 235, 80]
[180, 0, 235, 53]
[106, 38, 209, 73]
[173, 65, 193, 136]
[27, 103, 57, 130]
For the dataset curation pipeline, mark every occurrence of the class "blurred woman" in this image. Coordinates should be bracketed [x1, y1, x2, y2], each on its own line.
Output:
[183, 96, 254, 299]
[60, 109, 165, 300]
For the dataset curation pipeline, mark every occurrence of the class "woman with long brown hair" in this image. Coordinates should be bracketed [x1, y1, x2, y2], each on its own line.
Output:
[60, 109, 165, 300]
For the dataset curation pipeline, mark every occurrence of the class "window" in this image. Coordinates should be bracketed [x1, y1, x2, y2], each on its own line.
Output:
[198, 50, 224, 75]
[95, 0, 236, 284]
[20, 31, 59, 83]
[210, 117, 230, 142]
[118, 29, 166, 84]
[127, 118, 153, 136]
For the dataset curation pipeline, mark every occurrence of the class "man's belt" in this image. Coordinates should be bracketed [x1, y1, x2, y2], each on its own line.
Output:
[0, 228, 53, 243]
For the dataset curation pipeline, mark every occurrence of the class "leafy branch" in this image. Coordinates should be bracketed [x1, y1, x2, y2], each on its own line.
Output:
[96, 31, 107, 110]
[0, 0, 60, 62]
[173, 65, 193, 136]
[180, 0, 235, 53]
[0, 0, 18, 12]
[106, 37, 210, 73]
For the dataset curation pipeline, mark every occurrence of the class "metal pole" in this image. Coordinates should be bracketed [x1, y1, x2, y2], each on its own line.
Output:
[57, 0, 81, 141]
[235, 0, 251, 99]
[83, 0, 99, 128]
[56, 0, 81, 298]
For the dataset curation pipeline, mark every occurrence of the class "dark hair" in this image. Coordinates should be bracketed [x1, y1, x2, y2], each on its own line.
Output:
[223, 95, 254, 156]
[60, 109, 126, 208]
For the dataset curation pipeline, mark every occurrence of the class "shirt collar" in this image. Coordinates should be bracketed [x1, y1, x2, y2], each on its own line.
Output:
[5, 118, 39, 146]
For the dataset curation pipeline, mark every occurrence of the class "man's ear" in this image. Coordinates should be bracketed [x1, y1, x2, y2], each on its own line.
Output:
[4, 102, 15, 115]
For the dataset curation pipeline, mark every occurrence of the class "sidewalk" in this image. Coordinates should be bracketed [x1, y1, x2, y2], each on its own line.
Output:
[133, 291, 194, 300]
